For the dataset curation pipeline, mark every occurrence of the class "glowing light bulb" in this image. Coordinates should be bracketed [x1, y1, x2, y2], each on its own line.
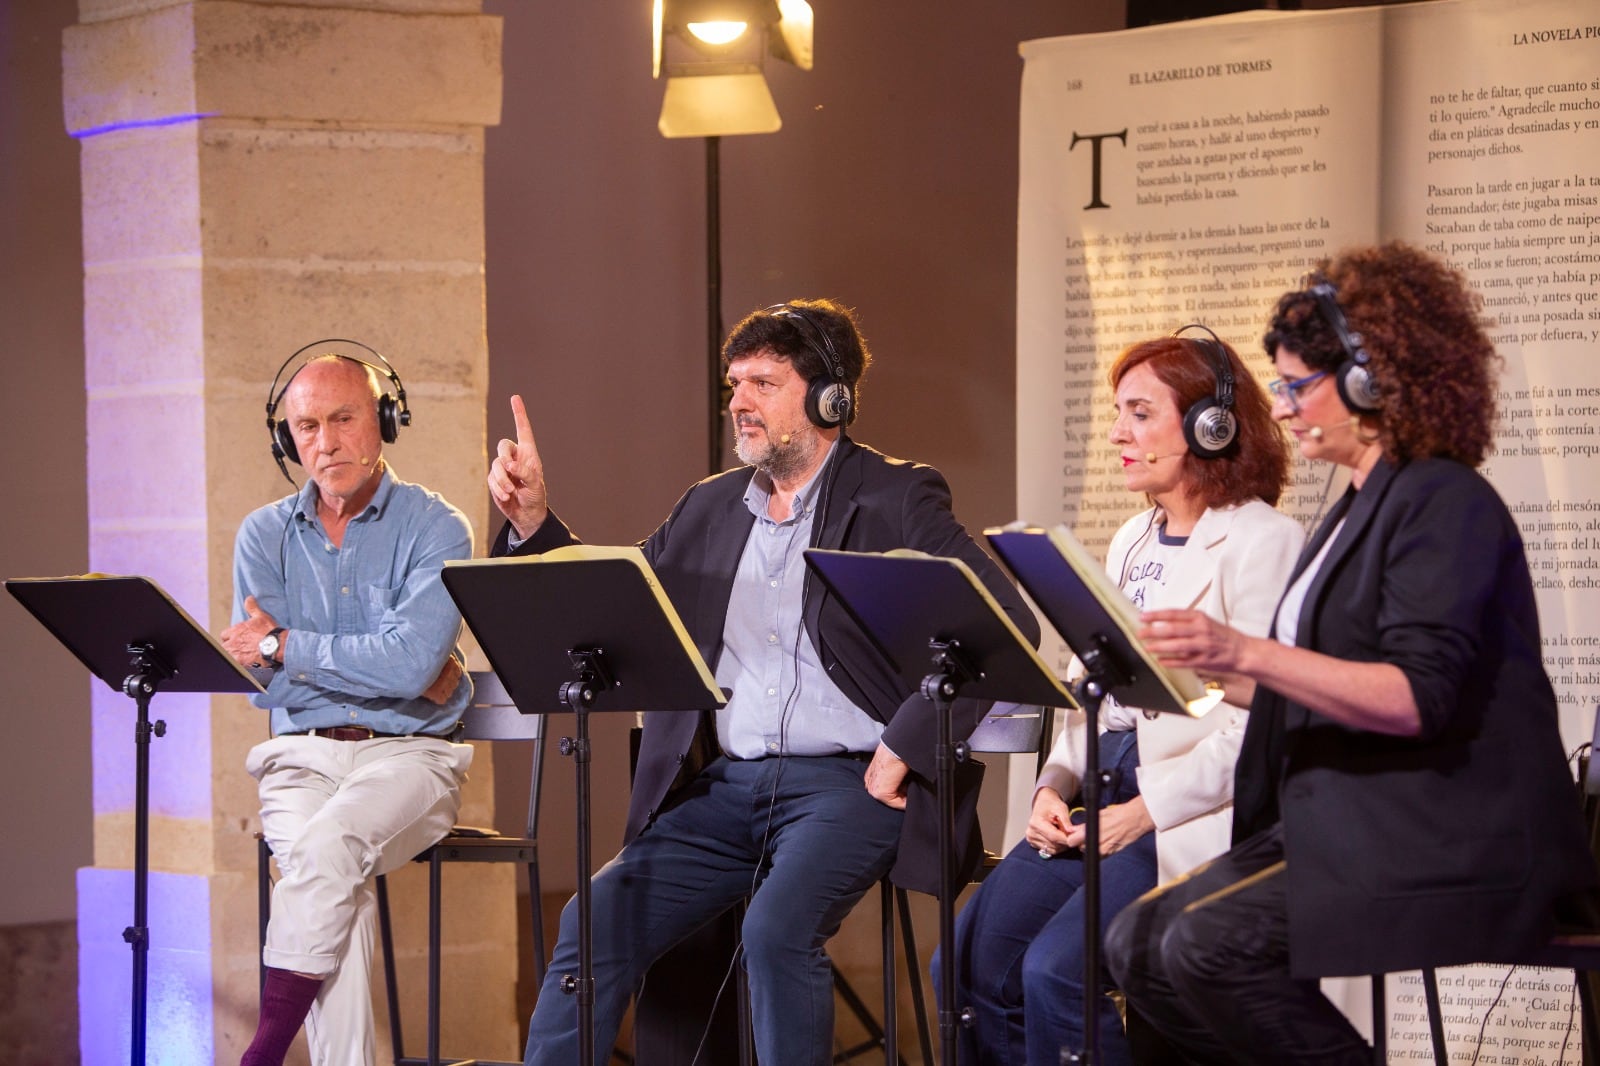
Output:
[687, 21, 748, 45]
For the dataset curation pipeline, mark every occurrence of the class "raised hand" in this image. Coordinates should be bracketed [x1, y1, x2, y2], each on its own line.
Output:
[487, 394, 549, 541]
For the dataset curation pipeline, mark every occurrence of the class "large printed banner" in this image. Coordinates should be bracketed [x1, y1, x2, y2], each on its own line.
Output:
[1016, 0, 1600, 1059]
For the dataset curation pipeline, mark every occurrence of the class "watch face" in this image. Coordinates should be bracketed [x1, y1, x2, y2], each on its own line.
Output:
[259, 633, 281, 659]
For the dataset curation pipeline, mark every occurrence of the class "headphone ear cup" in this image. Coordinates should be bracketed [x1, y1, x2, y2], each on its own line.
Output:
[806, 377, 853, 428]
[1183, 397, 1238, 457]
[377, 394, 401, 444]
[1336, 359, 1381, 414]
[272, 418, 300, 466]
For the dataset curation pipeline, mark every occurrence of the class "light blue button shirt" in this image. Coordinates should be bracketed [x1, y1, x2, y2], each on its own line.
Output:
[231, 467, 473, 736]
[714, 448, 885, 758]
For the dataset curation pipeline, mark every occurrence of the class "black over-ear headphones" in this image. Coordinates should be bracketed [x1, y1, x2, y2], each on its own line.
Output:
[265, 339, 410, 473]
[1172, 323, 1238, 458]
[765, 304, 855, 428]
[1309, 282, 1381, 414]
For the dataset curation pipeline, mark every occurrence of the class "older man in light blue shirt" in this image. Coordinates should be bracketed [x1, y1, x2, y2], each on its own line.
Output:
[221, 354, 473, 1066]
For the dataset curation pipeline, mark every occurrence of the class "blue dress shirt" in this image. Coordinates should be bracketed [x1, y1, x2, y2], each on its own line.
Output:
[231, 466, 473, 736]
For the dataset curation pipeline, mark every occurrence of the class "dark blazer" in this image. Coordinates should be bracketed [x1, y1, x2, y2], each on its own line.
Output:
[1232, 456, 1597, 978]
[493, 437, 1039, 894]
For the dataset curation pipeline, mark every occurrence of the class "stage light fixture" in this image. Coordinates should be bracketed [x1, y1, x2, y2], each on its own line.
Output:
[652, 0, 813, 138]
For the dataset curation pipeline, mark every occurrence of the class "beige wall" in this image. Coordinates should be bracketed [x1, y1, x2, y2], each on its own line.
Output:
[2, 0, 1126, 915]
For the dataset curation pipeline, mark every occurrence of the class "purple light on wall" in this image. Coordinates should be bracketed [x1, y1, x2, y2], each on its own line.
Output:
[78, 868, 213, 1065]
[71, 113, 216, 139]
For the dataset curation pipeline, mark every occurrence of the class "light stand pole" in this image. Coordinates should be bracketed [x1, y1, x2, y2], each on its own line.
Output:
[706, 134, 727, 477]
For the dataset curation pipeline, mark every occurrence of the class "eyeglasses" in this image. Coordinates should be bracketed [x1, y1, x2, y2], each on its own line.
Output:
[1267, 370, 1329, 413]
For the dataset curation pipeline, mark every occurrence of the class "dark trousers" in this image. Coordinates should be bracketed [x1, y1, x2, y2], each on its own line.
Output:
[523, 754, 904, 1066]
[1104, 824, 1370, 1066]
[935, 833, 1156, 1066]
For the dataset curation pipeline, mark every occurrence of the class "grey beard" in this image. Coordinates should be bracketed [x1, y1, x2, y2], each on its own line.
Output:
[736, 427, 817, 483]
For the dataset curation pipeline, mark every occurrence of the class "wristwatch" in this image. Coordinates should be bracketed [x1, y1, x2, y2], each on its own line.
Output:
[258, 627, 286, 665]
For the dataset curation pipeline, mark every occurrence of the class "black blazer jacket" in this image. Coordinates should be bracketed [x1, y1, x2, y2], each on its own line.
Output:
[493, 437, 1039, 894]
[1232, 456, 1597, 977]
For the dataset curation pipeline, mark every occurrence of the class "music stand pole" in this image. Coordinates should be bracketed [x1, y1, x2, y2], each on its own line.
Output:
[556, 650, 612, 1066]
[1063, 672, 1108, 1066]
[922, 640, 974, 1066]
[122, 642, 172, 1066]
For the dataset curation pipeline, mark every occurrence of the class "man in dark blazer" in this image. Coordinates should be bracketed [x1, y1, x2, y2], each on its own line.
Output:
[488, 299, 1038, 1066]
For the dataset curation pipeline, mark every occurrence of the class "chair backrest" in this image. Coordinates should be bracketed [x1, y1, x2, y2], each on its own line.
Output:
[967, 702, 1057, 779]
[462, 669, 545, 837]
[461, 668, 544, 741]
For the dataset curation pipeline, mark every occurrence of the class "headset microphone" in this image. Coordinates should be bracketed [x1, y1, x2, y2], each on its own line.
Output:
[1145, 452, 1186, 463]
[781, 434, 792, 445]
[1303, 416, 1360, 441]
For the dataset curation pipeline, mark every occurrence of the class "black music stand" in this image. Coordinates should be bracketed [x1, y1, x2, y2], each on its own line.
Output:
[985, 526, 1219, 1066]
[440, 546, 724, 1066]
[5, 574, 264, 1066]
[802, 548, 1076, 1066]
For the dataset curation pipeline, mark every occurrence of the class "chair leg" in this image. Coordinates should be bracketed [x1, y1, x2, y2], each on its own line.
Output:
[257, 837, 272, 999]
[1422, 968, 1447, 1064]
[881, 878, 898, 1066]
[896, 888, 934, 1066]
[1369, 974, 1385, 1066]
[1577, 968, 1599, 1066]
[526, 857, 547, 989]
[831, 960, 888, 1063]
[429, 852, 443, 1066]
[376, 873, 406, 1061]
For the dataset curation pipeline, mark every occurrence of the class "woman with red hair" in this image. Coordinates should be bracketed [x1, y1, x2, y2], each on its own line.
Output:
[936, 328, 1304, 1066]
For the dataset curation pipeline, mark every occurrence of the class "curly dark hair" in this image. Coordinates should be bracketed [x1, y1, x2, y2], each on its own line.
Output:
[1262, 242, 1499, 467]
[1110, 333, 1292, 508]
[722, 298, 873, 418]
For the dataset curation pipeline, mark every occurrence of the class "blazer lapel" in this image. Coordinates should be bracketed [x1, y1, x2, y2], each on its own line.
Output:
[1294, 458, 1397, 651]
[804, 438, 862, 638]
[1155, 505, 1230, 611]
[696, 474, 757, 653]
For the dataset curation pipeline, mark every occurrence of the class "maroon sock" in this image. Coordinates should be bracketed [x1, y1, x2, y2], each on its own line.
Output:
[240, 968, 323, 1066]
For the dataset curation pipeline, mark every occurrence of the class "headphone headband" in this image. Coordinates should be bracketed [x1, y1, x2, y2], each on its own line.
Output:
[265, 339, 411, 485]
[765, 304, 845, 381]
[763, 303, 854, 427]
[1308, 282, 1368, 367]
[1308, 281, 1381, 413]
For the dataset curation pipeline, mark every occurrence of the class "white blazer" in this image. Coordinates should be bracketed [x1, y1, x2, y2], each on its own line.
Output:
[1036, 499, 1304, 883]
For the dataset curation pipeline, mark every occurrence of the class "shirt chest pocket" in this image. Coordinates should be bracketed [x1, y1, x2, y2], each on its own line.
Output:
[365, 582, 402, 615]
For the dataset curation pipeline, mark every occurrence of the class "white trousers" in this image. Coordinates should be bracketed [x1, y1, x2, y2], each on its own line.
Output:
[249, 734, 473, 1066]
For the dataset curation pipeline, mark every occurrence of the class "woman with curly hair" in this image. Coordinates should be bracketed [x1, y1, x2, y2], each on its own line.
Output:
[1104, 242, 1598, 1064]
[936, 329, 1303, 1066]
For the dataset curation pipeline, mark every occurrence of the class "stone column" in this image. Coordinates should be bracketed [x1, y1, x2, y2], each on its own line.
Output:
[61, 2, 508, 1061]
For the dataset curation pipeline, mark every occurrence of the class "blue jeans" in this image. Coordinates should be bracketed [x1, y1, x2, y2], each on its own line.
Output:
[523, 755, 904, 1066]
[934, 730, 1154, 1066]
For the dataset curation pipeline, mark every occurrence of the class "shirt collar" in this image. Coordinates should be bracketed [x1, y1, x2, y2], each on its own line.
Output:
[742, 441, 837, 524]
[292, 464, 395, 522]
